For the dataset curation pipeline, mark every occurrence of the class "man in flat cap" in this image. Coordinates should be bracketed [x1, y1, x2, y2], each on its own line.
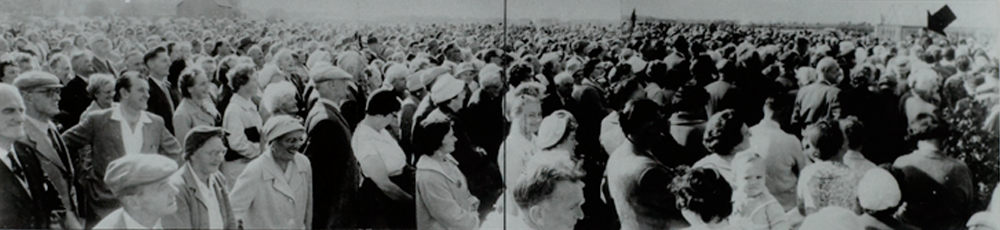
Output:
[13, 71, 85, 228]
[93, 154, 180, 229]
[302, 65, 360, 229]
[62, 72, 183, 227]
[0, 83, 73, 229]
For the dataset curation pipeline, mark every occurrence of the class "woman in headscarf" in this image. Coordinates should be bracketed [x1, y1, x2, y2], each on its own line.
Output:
[414, 118, 481, 230]
[173, 67, 222, 146]
[496, 94, 543, 217]
[229, 115, 312, 229]
[353, 90, 415, 229]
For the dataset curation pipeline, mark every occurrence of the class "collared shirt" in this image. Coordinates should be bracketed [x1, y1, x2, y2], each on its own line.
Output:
[110, 106, 153, 155]
[188, 164, 224, 229]
[0, 144, 30, 197]
[352, 123, 407, 177]
[26, 116, 50, 139]
[123, 209, 164, 229]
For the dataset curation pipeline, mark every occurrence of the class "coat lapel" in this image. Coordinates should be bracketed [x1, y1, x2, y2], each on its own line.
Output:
[23, 122, 66, 171]
[181, 165, 207, 210]
[261, 152, 296, 201]
[0, 158, 31, 201]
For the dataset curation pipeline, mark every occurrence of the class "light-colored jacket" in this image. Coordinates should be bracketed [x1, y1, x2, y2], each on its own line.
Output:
[223, 94, 262, 158]
[416, 154, 480, 230]
[173, 99, 220, 146]
[163, 164, 237, 229]
[229, 149, 313, 229]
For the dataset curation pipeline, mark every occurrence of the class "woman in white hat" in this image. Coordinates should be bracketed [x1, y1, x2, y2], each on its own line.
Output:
[229, 115, 312, 229]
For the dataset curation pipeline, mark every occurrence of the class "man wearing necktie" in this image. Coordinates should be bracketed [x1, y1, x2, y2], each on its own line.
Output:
[0, 83, 71, 229]
[145, 47, 181, 135]
[13, 71, 85, 228]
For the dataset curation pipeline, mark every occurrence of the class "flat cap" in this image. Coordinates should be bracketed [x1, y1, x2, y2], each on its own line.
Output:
[104, 154, 179, 197]
[309, 64, 352, 83]
[13, 71, 63, 90]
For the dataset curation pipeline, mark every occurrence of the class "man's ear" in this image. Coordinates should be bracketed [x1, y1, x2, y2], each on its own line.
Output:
[528, 205, 546, 226]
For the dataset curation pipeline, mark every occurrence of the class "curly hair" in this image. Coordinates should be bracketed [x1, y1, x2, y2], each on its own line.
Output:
[513, 153, 586, 210]
[178, 67, 207, 98]
[670, 167, 733, 223]
[227, 63, 257, 92]
[839, 116, 865, 150]
[413, 118, 453, 157]
[803, 119, 844, 161]
[907, 112, 949, 142]
[702, 109, 745, 155]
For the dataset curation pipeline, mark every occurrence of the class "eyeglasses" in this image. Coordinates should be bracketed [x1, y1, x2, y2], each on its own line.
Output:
[29, 88, 61, 98]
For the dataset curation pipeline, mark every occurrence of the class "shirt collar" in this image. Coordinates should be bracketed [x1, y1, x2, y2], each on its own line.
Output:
[0, 144, 12, 167]
[110, 105, 153, 124]
[318, 98, 342, 111]
[76, 75, 89, 84]
[122, 210, 163, 229]
[25, 115, 51, 133]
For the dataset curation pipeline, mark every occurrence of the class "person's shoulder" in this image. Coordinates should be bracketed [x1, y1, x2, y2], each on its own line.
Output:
[294, 153, 312, 169]
[92, 208, 127, 229]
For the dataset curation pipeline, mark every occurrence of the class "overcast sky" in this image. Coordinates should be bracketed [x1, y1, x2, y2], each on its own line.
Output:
[241, 0, 998, 28]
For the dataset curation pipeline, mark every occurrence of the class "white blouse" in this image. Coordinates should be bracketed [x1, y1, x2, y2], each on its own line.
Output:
[352, 123, 407, 177]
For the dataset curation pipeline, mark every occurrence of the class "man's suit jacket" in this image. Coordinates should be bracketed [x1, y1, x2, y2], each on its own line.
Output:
[792, 82, 841, 129]
[148, 77, 180, 135]
[61, 108, 182, 219]
[0, 142, 66, 229]
[57, 76, 92, 131]
[304, 101, 360, 229]
[163, 164, 237, 230]
[21, 120, 78, 215]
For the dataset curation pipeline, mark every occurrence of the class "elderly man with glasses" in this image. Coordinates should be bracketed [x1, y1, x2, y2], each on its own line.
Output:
[13, 71, 84, 228]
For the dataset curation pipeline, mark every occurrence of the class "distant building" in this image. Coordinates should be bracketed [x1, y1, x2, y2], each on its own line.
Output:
[176, 0, 241, 19]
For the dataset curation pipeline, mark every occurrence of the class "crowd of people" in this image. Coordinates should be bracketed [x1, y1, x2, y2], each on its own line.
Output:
[0, 15, 998, 230]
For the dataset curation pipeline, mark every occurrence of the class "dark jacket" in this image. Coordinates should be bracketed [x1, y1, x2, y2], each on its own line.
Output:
[462, 89, 506, 159]
[56, 76, 92, 131]
[147, 77, 180, 135]
[0, 142, 66, 229]
[304, 100, 360, 229]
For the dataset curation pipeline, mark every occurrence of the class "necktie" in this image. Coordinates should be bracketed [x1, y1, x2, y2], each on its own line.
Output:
[8, 154, 26, 183]
[47, 127, 73, 176]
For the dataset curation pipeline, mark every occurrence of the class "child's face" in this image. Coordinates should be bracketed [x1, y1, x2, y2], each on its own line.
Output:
[736, 161, 767, 196]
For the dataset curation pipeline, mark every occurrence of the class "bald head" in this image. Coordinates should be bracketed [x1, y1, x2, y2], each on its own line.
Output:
[816, 57, 841, 84]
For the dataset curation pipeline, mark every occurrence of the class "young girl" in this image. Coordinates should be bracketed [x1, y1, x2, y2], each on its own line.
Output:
[730, 152, 789, 230]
